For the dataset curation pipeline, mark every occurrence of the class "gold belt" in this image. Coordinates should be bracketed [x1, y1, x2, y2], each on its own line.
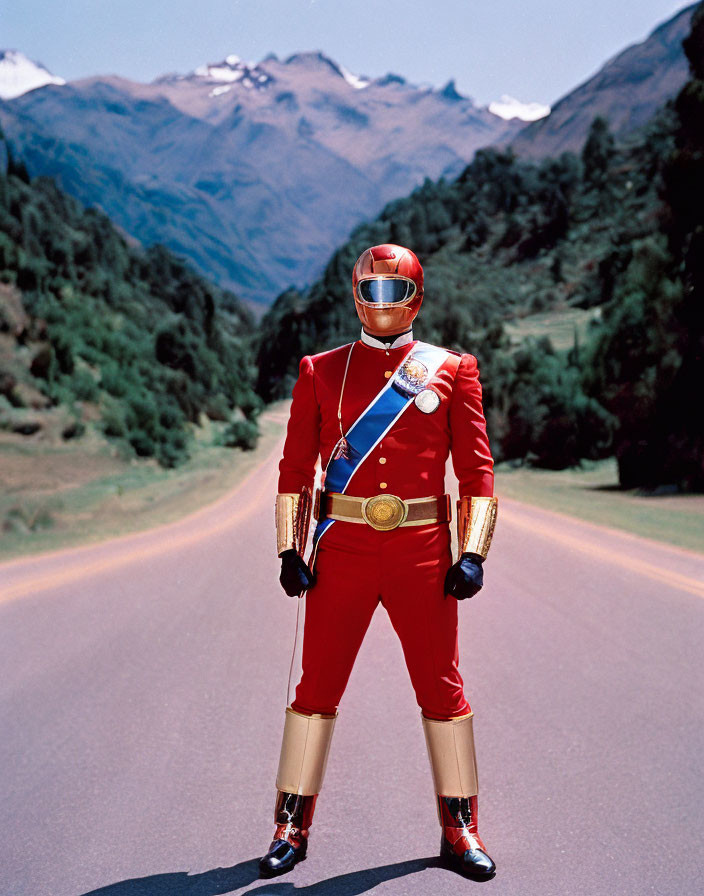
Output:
[318, 491, 451, 531]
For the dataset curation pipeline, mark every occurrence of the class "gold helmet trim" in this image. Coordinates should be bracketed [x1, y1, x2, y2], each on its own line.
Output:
[355, 274, 418, 307]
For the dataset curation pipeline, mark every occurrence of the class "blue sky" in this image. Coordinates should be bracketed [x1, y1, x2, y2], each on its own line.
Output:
[3, 0, 694, 106]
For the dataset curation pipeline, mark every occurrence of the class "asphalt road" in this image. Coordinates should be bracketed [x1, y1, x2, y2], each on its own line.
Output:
[1, 433, 703, 896]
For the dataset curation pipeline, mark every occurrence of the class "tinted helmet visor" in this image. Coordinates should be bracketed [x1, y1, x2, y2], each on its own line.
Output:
[357, 276, 416, 304]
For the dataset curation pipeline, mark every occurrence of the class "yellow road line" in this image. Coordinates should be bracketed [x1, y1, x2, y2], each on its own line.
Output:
[500, 507, 704, 600]
[498, 494, 704, 561]
[0, 433, 287, 574]
[2, 475, 273, 603]
[0, 444, 282, 603]
[5, 450, 702, 603]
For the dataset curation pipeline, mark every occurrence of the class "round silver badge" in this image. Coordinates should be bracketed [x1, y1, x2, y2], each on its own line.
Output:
[414, 389, 440, 414]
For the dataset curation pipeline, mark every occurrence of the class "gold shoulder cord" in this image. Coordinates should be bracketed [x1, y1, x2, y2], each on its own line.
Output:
[457, 496, 498, 560]
[330, 342, 355, 462]
[331, 340, 412, 464]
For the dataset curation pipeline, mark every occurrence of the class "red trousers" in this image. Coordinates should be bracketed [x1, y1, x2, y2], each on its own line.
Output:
[290, 520, 471, 721]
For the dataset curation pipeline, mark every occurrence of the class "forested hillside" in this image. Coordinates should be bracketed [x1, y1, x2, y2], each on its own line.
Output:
[3, 6, 701, 491]
[257, 4, 704, 491]
[0, 134, 261, 467]
[256, 113, 670, 463]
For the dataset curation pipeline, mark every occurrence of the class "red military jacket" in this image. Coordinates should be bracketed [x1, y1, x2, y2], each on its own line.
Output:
[278, 332, 494, 500]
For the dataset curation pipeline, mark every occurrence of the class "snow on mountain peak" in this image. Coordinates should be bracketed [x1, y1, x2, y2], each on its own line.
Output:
[283, 51, 371, 89]
[488, 94, 550, 121]
[337, 63, 370, 90]
[191, 55, 271, 90]
[0, 50, 65, 99]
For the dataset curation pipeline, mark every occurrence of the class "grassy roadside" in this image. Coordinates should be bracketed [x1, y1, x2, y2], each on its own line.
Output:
[0, 402, 290, 563]
[3, 407, 701, 564]
[495, 457, 704, 554]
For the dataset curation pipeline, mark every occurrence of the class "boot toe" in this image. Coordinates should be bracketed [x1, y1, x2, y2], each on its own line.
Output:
[463, 847, 496, 878]
[440, 836, 496, 879]
[258, 839, 306, 878]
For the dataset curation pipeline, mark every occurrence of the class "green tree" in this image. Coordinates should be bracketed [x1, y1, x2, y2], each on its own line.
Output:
[587, 3, 704, 490]
[581, 116, 615, 189]
[583, 236, 685, 486]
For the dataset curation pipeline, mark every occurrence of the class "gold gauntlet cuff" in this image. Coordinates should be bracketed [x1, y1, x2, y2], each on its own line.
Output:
[275, 487, 313, 557]
[457, 496, 498, 560]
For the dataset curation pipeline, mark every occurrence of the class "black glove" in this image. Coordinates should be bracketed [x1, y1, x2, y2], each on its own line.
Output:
[279, 549, 316, 597]
[444, 552, 484, 600]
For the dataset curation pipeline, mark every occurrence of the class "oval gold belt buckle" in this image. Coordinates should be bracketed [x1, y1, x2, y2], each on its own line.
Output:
[361, 494, 409, 531]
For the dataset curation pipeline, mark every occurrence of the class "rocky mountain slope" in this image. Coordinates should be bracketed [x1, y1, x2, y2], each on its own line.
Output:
[0, 4, 694, 306]
[0, 52, 518, 306]
[509, 2, 697, 158]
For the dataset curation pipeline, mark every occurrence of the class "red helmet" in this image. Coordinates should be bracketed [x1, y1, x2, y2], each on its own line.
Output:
[352, 244, 424, 337]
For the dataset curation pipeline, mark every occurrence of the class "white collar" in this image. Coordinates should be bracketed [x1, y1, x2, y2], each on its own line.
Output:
[360, 327, 414, 350]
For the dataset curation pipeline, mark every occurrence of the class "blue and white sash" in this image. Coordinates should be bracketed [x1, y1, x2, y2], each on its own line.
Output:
[311, 341, 450, 550]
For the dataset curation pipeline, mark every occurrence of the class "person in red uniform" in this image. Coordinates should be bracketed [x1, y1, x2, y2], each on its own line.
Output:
[260, 244, 499, 880]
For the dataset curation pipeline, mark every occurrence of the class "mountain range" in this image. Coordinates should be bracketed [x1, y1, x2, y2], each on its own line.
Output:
[0, 3, 696, 306]
[0, 52, 519, 306]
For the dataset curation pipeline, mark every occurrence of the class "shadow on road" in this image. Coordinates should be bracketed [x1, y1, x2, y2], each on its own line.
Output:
[79, 854, 476, 895]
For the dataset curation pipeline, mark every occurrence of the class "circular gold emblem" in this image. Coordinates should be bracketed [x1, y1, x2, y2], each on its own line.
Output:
[414, 389, 440, 414]
[361, 494, 408, 531]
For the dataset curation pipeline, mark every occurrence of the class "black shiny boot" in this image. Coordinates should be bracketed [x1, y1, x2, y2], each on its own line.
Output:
[438, 795, 496, 879]
[259, 791, 317, 878]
